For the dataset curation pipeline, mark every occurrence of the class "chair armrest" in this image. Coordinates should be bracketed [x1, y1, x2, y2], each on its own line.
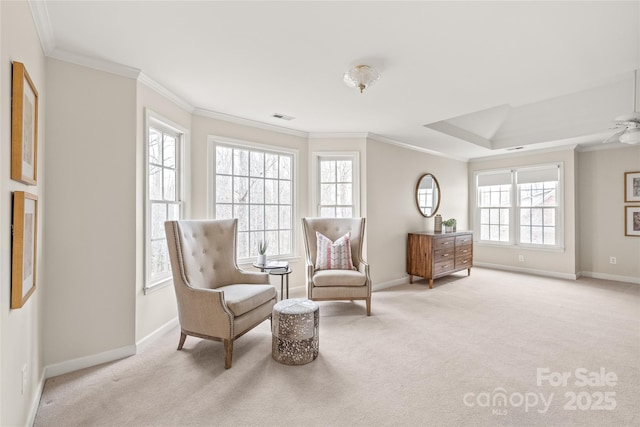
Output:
[358, 260, 372, 296]
[305, 259, 315, 294]
[177, 286, 235, 338]
[305, 259, 315, 278]
[232, 269, 270, 284]
[358, 259, 369, 275]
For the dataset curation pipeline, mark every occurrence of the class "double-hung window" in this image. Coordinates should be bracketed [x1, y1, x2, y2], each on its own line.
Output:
[475, 163, 562, 249]
[477, 170, 512, 243]
[213, 139, 295, 261]
[516, 167, 560, 246]
[314, 153, 359, 218]
[145, 114, 186, 291]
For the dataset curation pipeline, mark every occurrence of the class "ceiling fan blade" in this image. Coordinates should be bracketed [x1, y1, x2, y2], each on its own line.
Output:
[603, 129, 625, 144]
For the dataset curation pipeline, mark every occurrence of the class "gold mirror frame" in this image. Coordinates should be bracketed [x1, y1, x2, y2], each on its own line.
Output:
[415, 173, 441, 218]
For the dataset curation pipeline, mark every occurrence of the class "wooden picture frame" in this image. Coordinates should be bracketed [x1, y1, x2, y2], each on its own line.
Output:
[625, 206, 640, 237]
[12, 192, 38, 308]
[624, 171, 640, 203]
[11, 61, 39, 185]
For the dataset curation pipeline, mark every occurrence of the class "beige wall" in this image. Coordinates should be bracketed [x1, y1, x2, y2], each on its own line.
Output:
[578, 145, 640, 281]
[468, 148, 578, 277]
[366, 139, 469, 286]
[44, 60, 137, 365]
[0, 2, 46, 425]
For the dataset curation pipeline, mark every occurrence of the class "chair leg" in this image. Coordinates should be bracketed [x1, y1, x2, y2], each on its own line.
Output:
[177, 332, 187, 350]
[224, 339, 233, 369]
[366, 297, 371, 316]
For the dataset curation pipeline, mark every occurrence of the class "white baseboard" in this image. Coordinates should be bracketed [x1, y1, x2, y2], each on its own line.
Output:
[580, 271, 640, 285]
[27, 372, 46, 427]
[136, 317, 179, 353]
[44, 344, 136, 380]
[474, 262, 578, 280]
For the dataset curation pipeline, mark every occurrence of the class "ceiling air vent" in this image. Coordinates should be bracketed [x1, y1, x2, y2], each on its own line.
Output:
[272, 113, 295, 121]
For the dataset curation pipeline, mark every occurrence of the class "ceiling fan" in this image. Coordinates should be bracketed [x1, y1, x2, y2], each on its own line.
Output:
[603, 69, 640, 145]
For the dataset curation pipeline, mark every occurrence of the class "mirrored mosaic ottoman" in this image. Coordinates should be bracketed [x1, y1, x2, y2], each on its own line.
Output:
[272, 298, 319, 365]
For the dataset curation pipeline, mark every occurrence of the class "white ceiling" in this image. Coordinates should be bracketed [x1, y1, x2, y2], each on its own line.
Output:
[32, 1, 640, 160]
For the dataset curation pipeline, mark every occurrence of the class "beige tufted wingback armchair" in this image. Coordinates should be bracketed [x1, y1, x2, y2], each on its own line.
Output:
[165, 219, 277, 369]
[301, 217, 371, 315]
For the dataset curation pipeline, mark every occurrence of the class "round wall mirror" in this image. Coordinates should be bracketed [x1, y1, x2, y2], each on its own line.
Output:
[415, 173, 441, 218]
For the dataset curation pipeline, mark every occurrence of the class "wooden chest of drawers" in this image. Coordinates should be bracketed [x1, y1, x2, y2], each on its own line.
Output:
[406, 231, 473, 288]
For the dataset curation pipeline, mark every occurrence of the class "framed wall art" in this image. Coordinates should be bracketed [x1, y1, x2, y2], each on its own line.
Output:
[624, 171, 640, 203]
[625, 206, 640, 237]
[11, 192, 38, 308]
[11, 61, 39, 185]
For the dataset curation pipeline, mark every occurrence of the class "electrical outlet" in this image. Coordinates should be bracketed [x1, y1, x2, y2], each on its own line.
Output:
[518, 255, 524, 262]
[21, 364, 27, 395]
[610, 257, 617, 265]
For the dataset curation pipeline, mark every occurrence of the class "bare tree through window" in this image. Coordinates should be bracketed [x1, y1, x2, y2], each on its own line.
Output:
[215, 144, 294, 260]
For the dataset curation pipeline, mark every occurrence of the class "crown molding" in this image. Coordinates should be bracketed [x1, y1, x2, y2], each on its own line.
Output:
[28, 1, 141, 79]
[576, 142, 637, 153]
[193, 108, 309, 138]
[308, 132, 369, 139]
[137, 73, 194, 113]
[469, 144, 579, 163]
[48, 48, 141, 79]
[28, 0, 55, 54]
[367, 133, 469, 162]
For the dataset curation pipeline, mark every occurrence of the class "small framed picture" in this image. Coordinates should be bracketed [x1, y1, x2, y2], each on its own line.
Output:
[625, 206, 640, 237]
[11, 61, 39, 185]
[11, 192, 38, 308]
[624, 171, 640, 203]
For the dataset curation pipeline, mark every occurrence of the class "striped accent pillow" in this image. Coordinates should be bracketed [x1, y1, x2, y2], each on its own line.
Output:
[315, 232, 355, 270]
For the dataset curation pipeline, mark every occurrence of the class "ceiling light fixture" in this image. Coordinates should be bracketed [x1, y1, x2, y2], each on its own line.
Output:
[606, 69, 640, 145]
[619, 127, 640, 144]
[618, 69, 640, 144]
[343, 65, 381, 93]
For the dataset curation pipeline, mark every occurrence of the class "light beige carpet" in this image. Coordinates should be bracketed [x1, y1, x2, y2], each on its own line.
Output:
[34, 268, 640, 426]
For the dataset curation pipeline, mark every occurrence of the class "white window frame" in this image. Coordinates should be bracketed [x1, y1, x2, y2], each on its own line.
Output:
[476, 169, 514, 246]
[144, 110, 189, 293]
[311, 152, 361, 217]
[208, 135, 298, 263]
[474, 162, 564, 251]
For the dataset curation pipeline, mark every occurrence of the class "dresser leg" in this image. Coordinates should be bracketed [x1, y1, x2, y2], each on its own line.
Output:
[468, 268, 471, 276]
[409, 275, 413, 284]
[429, 279, 433, 289]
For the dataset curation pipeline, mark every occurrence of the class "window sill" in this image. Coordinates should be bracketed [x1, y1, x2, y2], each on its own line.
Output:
[238, 255, 302, 266]
[475, 241, 565, 253]
[144, 278, 172, 295]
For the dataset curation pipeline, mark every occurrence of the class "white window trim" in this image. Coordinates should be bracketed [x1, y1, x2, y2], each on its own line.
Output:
[144, 109, 190, 294]
[208, 135, 299, 263]
[311, 151, 361, 217]
[473, 162, 564, 251]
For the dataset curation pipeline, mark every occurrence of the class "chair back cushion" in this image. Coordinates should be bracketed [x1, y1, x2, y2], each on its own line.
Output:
[315, 231, 355, 270]
[165, 219, 239, 289]
[302, 217, 365, 269]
